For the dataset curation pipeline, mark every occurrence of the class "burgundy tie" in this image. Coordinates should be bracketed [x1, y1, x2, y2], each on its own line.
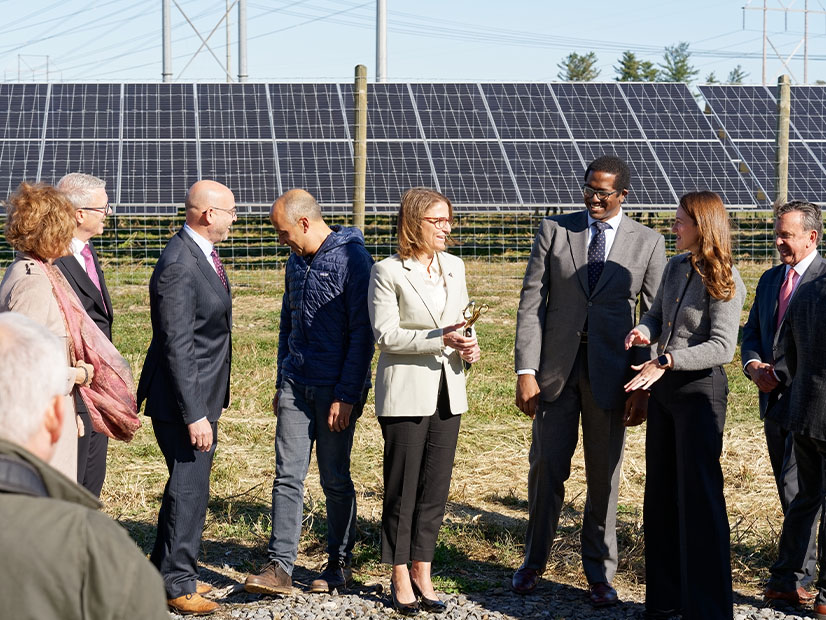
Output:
[211, 248, 229, 290]
[80, 244, 107, 313]
[776, 268, 798, 330]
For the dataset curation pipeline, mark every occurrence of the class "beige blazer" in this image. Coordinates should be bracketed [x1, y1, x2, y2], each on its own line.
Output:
[0, 253, 79, 481]
[369, 252, 470, 417]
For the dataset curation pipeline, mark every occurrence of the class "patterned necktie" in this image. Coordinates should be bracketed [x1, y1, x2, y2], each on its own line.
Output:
[776, 267, 798, 330]
[80, 243, 107, 313]
[211, 248, 229, 290]
[587, 221, 611, 293]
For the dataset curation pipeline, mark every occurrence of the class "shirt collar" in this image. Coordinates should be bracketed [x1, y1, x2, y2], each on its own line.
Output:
[182, 223, 214, 259]
[788, 250, 819, 277]
[586, 208, 623, 231]
[70, 237, 86, 255]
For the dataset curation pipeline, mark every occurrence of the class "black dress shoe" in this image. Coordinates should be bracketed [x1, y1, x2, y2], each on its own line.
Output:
[389, 582, 420, 616]
[411, 580, 447, 613]
[511, 567, 540, 594]
[588, 581, 618, 607]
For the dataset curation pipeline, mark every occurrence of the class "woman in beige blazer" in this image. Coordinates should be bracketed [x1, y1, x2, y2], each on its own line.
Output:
[369, 187, 480, 615]
[0, 182, 94, 481]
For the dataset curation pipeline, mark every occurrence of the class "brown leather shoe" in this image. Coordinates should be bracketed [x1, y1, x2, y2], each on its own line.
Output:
[244, 562, 293, 596]
[764, 586, 812, 605]
[196, 583, 212, 595]
[167, 593, 219, 615]
[511, 567, 540, 594]
[588, 581, 619, 607]
[308, 559, 353, 593]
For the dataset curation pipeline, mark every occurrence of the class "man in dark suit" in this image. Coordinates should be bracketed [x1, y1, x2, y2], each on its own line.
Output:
[765, 265, 826, 616]
[513, 156, 666, 605]
[55, 173, 114, 497]
[137, 180, 236, 616]
[742, 200, 825, 605]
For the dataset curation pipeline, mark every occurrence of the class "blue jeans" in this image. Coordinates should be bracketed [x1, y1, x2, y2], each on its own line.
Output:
[267, 378, 366, 574]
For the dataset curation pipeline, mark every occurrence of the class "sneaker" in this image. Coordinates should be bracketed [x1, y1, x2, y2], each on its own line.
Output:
[244, 562, 293, 596]
[308, 559, 353, 593]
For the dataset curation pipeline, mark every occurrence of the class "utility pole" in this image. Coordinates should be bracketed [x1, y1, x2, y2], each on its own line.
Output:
[376, 0, 387, 83]
[225, 0, 232, 83]
[162, 0, 172, 82]
[238, 0, 247, 82]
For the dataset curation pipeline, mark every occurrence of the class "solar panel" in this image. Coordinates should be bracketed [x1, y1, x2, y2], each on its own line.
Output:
[736, 141, 826, 203]
[269, 83, 348, 141]
[197, 83, 272, 141]
[790, 86, 826, 141]
[622, 83, 715, 141]
[364, 83, 422, 141]
[119, 141, 198, 205]
[503, 141, 584, 205]
[39, 141, 120, 189]
[123, 83, 195, 140]
[0, 84, 48, 140]
[481, 83, 569, 140]
[276, 141, 352, 205]
[411, 83, 497, 140]
[429, 140, 519, 206]
[47, 84, 120, 140]
[552, 83, 643, 140]
[0, 141, 41, 198]
[366, 141, 435, 205]
[199, 141, 277, 205]
[699, 85, 776, 141]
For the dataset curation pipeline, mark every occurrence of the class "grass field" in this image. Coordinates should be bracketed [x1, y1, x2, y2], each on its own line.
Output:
[101, 258, 778, 600]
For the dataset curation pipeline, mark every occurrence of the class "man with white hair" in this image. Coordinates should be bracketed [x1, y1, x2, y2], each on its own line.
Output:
[0, 311, 168, 620]
[55, 172, 114, 497]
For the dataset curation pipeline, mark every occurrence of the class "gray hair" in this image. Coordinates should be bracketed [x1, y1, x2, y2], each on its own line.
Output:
[775, 200, 823, 241]
[56, 173, 106, 210]
[277, 189, 323, 224]
[0, 312, 69, 446]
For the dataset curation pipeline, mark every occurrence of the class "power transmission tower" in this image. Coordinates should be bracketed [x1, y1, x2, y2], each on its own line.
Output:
[744, 0, 826, 84]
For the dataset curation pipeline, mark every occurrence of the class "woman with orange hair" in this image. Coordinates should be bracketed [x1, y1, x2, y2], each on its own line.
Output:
[0, 182, 95, 480]
[623, 191, 746, 620]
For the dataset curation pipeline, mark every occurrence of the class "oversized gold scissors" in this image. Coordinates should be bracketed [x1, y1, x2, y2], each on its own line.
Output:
[462, 301, 489, 331]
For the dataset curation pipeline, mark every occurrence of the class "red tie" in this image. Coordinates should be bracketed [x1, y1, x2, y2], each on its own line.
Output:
[211, 248, 229, 290]
[80, 243, 107, 313]
[776, 268, 798, 330]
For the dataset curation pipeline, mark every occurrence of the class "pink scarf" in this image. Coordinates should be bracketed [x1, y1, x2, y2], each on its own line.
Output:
[37, 258, 140, 442]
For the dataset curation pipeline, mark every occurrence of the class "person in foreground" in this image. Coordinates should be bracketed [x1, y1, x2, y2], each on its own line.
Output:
[244, 189, 374, 596]
[368, 187, 480, 615]
[741, 200, 825, 605]
[0, 182, 95, 481]
[0, 311, 169, 620]
[624, 191, 745, 620]
[513, 156, 666, 606]
[764, 237, 826, 618]
[137, 180, 236, 615]
[55, 172, 115, 497]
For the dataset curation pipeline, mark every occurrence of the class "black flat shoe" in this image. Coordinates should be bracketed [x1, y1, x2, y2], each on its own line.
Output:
[389, 582, 420, 616]
[411, 580, 447, 613]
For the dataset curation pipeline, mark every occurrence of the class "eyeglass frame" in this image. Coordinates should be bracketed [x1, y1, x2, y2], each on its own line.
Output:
[421, 216, 454, 230]
[78, 202, 112, 215]
[582, 185, 622, 201]
[203, 205, 238, 217]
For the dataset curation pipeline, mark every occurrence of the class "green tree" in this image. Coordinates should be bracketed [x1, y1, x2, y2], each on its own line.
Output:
[557, 52, 600, 82]
[727, 65, 748, 84]
[658, 42, 699, 83]
[705, 71, 718, 84]
[614, 51, 658, 81]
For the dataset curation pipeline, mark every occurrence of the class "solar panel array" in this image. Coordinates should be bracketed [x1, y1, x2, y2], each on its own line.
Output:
[0, 82, 823, 214]
[699, 84, 826, 204]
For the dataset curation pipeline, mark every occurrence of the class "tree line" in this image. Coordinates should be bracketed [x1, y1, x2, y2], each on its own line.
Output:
[558, 42, 747, 84]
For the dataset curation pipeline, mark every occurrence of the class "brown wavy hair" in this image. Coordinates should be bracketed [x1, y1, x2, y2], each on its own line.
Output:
[679, 191, 736, 301]
[396, 187, 454, 259]
[4, 182, 75, 260]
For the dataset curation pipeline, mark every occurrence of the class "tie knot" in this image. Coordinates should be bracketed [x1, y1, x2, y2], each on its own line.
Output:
[211, 248, 219, 259]
[592, 221, 611, 233]
[81, 243, 92, 258]
[785, 268, 798, 283]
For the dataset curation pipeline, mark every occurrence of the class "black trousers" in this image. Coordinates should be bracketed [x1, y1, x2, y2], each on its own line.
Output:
[644, 366, 733, 620]
[76, 407, 109, 498]
[150, 419, 218, 599]
[378, 372, 460, 565]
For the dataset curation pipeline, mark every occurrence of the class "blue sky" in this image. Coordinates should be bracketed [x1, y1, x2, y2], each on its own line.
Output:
[1, 0, 824, 84]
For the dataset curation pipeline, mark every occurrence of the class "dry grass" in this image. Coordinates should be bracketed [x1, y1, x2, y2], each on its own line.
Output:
[102, 260, 780, 598]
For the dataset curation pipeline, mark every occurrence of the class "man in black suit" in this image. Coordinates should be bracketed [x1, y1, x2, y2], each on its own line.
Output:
[741, 201, 825, 605]
[766, 265, 826, 616]
[55, 172, 114, 497]
[137, 180, 236, 616]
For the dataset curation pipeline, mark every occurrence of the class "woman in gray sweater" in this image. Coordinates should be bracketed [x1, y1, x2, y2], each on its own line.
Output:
[623, 191, 746, 620]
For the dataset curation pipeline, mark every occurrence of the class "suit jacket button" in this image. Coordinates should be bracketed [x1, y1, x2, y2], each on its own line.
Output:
[588, 301, 593, 307]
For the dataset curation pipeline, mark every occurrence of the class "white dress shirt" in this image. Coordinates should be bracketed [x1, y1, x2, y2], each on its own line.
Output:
[182, 223, 218, 275]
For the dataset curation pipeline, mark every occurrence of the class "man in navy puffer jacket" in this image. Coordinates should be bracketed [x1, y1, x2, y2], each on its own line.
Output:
[245, 189, 375, 596]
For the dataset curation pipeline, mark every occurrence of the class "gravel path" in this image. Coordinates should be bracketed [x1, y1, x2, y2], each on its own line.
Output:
[168, 576, 822, 619]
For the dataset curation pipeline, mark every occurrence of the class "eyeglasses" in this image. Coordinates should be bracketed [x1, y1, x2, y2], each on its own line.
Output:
[79, 202, 112, 214]
[422, 216, 453, 230]
[582, 185, 621, 201]
[204, 206, 238, 217]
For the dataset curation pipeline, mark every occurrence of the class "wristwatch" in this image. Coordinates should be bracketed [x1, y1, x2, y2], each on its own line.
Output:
[657, 354, 670, 369]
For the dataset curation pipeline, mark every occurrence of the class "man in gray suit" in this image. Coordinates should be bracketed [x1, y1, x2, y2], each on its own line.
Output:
[741, 200, 825, 605]
[137, 180, 235, 616]
[766, 266, 826, 617]
[513, 156, 666, 605]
